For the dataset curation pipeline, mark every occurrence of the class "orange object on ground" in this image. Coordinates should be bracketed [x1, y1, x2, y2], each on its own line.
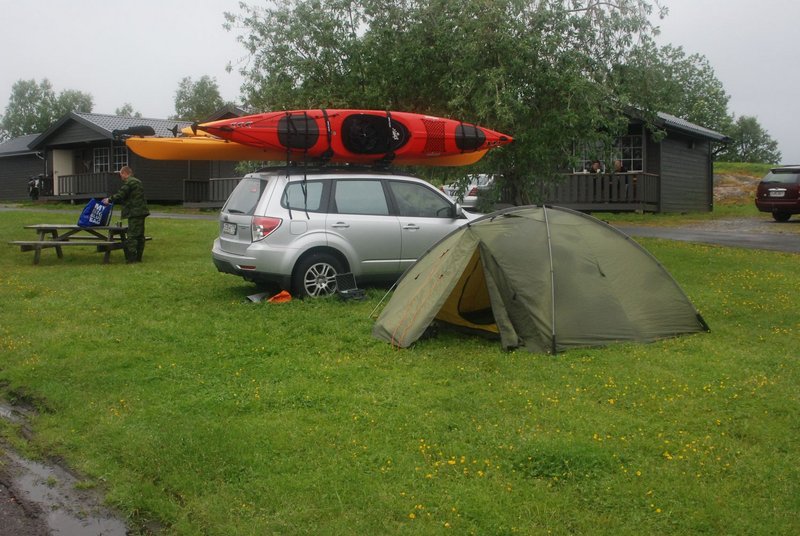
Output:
[267, 290, 292, 303]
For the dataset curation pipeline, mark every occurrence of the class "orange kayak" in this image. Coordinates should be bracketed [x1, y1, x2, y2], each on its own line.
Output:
[196, 109, 512, 165]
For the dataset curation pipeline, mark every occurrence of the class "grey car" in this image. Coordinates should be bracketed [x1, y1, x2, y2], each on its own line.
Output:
[212, 167, 473, 297]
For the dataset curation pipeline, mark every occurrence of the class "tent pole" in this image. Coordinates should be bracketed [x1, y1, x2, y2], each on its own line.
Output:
[369, 279, 399, 318]
[542, 206, 557, 354]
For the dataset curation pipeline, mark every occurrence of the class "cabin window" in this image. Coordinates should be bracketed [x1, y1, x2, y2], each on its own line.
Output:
[614, 135, 643, 172]
[93, 147, 129, 172]
[93, 148, 110, 172]
[573, 135, 644, 173]
[113, 146, 129, 171]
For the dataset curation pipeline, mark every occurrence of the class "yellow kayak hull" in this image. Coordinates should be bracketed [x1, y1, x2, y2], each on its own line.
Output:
[126, 136, 286, 161]
[126, 136, 489, 166]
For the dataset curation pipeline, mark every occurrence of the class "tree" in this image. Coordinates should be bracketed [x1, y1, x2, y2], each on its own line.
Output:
[718, 115, 781, 164]
[0, 78, 93, 139]
[115, 103, 142, 118]
[616, 43, 733, 135]
[172, 76, 225, 121]
[54, 89, 94, 118]
[225, 0, 666, 203]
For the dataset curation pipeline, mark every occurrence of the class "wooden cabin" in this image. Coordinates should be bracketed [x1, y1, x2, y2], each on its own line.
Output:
[542, 112, 729, 213]
[15, 112, 238, 203]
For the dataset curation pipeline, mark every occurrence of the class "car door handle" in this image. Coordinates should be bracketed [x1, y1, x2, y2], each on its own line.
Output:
[331, 222, 350, 228]
[402, 223, 420, 230]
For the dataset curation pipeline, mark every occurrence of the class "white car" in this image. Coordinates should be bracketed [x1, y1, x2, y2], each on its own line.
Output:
[441, 174, 495, 208]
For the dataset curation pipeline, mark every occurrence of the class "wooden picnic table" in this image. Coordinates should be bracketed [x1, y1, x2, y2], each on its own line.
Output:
[9, 224, 130, 265]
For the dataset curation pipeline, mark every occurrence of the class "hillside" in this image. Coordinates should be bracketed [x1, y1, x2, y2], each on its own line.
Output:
[712, 162, 770, 206]
[713, 173, 759, 205]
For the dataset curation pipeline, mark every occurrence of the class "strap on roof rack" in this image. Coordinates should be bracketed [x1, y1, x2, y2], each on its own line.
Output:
[320, 108, 333, 162]
[380, 111, 397, 165]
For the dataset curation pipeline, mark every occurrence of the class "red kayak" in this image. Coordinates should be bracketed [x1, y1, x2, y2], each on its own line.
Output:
[195, 109, 512, 166]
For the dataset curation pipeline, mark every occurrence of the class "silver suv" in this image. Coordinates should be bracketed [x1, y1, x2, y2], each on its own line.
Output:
[212, 167, 472, 297]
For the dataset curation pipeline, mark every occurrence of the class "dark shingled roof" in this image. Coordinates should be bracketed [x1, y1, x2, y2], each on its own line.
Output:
[655, 112, 730, 142]
[0, 133, 40, 157]
[72, 112, 193, 137]
[29, 112, 193, 150]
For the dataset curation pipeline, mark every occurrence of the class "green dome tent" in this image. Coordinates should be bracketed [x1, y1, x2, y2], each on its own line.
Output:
[372, 206, 709, 354]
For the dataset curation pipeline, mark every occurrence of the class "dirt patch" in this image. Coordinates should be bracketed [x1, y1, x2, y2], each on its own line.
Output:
[0, 402, 129, 536]
[713, 173, 759, 205]
[0, 473, 47, 536]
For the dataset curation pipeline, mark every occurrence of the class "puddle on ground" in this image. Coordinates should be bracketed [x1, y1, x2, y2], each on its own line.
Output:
[0, 402, 22, 423]
[1, 402, 128, 535]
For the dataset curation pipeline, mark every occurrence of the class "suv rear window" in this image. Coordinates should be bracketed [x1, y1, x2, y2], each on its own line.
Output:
[763, 170, 800, 184]
[224, 178, 267, 215]
[333, 180, 390, 215]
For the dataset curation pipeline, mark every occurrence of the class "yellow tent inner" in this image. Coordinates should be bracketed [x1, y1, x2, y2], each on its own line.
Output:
[435, 248, 499, 334]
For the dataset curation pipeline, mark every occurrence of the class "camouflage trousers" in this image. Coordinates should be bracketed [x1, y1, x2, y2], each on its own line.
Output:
[123, 216, 147, 263]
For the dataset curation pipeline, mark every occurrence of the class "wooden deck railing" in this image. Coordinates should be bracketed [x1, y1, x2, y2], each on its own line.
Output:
[47, 174, 241, 205]
[56, 172, 120, 197]
[540, 172, 659, 212]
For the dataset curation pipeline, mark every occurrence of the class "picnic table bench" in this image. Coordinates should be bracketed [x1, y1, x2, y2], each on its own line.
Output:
[9, 224, 148, 265]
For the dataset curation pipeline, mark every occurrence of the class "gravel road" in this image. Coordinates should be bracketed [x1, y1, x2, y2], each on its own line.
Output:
[613, 217, 800, 253]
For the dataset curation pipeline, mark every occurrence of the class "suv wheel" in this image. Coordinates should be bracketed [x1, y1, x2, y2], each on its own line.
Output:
[772, 212, 792, 222]
[293, 253, 343, 298]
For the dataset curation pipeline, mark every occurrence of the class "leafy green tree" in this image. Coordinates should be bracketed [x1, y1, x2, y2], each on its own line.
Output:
[225, 0, 665, 203]
[172, 76, 226, 121]
[718, 115, 781, 164]
[54, 89, 94, 118]
[115, 103, 142, 118]
[0, 78, 93, 139]
[616, 43, 733, 135]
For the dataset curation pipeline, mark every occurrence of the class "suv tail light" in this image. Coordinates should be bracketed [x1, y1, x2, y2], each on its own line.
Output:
[251, 216, 282, 241]
[467, 187, 478, 196]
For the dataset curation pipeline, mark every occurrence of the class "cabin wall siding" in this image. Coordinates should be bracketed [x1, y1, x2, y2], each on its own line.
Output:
[127, 156, 238, 202]
[0, 154, 43, 200]
[660, 135, 713, 213]
[128, 155, 190, 201]
[43, 122, 105, 145]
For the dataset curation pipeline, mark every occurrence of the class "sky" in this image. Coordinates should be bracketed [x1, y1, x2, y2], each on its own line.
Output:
[653, 0, 800, 163]
[0, 0, 246, 119]
[1, 0, 798, 163]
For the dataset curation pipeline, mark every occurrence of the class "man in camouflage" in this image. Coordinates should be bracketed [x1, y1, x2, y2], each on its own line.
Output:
[102, 166, 150, 263]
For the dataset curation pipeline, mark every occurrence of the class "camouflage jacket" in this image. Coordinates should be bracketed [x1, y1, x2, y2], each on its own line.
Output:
[109, 176, 150, 219]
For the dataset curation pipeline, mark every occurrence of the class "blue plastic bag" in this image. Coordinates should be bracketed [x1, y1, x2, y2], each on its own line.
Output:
[77, 198, 113, 227]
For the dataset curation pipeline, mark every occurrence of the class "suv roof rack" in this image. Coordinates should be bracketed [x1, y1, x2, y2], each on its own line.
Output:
[251, 162, 401, 176]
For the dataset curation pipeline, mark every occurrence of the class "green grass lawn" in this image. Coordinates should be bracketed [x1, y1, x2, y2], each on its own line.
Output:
[1, 210, 798, 535]
[713, 162, 772, 178]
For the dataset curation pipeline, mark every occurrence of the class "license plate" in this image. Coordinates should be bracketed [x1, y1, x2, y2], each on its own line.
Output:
[769, 190, 785, 198]
[223, 222, 238, 235]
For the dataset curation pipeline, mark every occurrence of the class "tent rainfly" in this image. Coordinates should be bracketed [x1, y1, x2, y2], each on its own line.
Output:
[372, 206, 709, 354]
